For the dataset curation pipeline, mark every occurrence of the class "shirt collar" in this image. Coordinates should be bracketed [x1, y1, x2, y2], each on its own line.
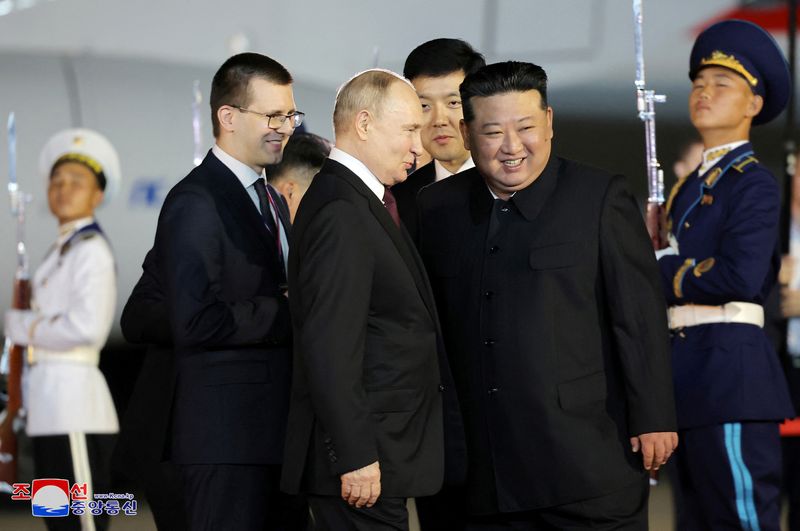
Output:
[212, 144, 265, 189]
[698, 140, 748, 177]
[329, 146, 386, 200]
[434, 156, 475, 182]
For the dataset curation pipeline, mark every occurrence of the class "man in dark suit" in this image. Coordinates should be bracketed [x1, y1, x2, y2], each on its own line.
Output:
[392, 38, 484, 240]
[417, 61, 678, 529]
[116, 249, 188, 530]
[143, 52, 303, 530]
[281, 69, 460, 530]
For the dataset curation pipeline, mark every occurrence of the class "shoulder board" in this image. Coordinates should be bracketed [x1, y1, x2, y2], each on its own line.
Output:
[59, 223, 107, 256]
[731, 155, 759, 173]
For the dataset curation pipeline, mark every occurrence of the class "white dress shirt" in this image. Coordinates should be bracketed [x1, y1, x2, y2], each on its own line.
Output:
[329, 146, 387, 202]
[434, 157, 475, 182]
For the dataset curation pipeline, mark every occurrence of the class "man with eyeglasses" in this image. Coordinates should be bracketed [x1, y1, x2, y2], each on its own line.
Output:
[128, 52, 305, 530]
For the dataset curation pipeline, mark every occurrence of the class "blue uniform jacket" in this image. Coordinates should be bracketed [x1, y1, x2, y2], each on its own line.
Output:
[659, 142, 794, 429]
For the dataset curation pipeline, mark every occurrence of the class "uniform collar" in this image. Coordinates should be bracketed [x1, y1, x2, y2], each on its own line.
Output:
[470, 156, 560, 223]
[698, 140, 748, 177]
[57, 216, 95, 242]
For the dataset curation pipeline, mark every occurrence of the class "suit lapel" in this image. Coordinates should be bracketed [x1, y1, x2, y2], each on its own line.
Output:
[201, 151, 274, 253]
[326, 159, 439, 322]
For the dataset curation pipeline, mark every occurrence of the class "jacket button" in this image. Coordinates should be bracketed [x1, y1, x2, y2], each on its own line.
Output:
[438, 384, 445, 392]
[488, 387, 499, 394]
[484, 339, 496, 346]
[484, 290, 494, 299]
[489, 245, 500, 254]
[323, 436, 332, 444]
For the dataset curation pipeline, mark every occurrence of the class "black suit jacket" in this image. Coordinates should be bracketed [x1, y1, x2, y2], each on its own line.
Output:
[392, 160, 435, 241]
[280, 158, 463, 497]
[417, 157, 677, 513]
[148, 150, 293, 465]
[116, 249, 174, 480]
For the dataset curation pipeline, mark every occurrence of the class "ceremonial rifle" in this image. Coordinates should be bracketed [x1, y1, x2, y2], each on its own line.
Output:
[0, 112, 31, 493]
[633, 0, 667, 250]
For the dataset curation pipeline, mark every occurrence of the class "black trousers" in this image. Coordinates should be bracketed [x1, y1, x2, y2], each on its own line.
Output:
[31, 433, 116, 531]
[308, 495, 408, 531]
[464, 476, 649, 531]
[141, 460, 189, 530]
[416, 485, 467, 531]
[179, 463, 308, 531]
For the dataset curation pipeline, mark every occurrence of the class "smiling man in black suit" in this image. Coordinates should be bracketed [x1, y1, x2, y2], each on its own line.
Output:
[146, 53, 303, 531]
[417, 61, 678, 529]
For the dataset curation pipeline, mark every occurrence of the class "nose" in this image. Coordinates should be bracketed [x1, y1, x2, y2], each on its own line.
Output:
[501, 129, 523, 154]
[276, 119, 294, 134]
[431, 102, 448, 127]
[411, 130, 423, 157]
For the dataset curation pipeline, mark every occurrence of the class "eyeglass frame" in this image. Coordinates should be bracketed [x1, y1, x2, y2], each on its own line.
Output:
[232, 105, 305, 129]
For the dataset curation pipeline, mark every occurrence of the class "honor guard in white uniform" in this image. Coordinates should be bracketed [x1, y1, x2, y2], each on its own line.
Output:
[4, 128, 121, 531]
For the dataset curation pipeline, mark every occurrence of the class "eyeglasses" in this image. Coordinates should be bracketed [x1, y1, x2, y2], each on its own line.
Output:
[233, 106, 305, 129]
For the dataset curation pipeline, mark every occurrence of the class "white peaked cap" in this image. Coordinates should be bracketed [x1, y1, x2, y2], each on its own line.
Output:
[39, 128, 121, 204]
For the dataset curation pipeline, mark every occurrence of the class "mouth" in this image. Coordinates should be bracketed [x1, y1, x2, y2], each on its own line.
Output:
[433, 135, 452, 144]
[502, 158, 525, 168]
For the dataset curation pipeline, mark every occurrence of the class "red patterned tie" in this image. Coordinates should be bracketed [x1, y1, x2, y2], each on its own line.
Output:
[383, 186, 401, 227]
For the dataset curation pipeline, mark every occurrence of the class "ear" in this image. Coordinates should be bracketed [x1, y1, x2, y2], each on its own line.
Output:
[218, 105, 236, 133]
[545, 106, 554, 141]
[355, 110, 371, 141]
[747, 94, 764, 119]
[459, 119, 471, 151]
[91, 189, 105, 209]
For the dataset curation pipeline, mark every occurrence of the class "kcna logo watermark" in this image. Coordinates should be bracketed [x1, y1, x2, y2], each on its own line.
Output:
[11, 479, 137, 518]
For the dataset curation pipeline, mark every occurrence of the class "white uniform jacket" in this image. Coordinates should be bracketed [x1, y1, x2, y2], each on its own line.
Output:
[4, 217, 118, 436]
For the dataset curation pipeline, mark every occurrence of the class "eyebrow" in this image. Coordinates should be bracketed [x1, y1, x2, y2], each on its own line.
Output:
[480, 116, 535, 128]
[419, 92, 461, 99]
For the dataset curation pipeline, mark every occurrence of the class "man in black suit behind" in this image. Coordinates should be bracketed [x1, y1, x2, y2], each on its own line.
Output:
[417, 61, 678, 529]
[146, 53, 303, 530]
[281, 69, 460, 530]
[392, 38, 484, 240]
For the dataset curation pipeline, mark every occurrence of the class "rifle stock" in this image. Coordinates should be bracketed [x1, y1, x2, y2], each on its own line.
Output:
[645, 202, 667, 250]
[0, 276, 31, 490]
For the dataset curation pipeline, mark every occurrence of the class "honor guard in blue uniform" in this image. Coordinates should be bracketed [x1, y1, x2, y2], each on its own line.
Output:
[4, 129, 121, 531]
[658, 20, 795, 531]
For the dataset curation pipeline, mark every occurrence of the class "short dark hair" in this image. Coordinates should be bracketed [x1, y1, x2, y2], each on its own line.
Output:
[267, 133, 331, 183]
[403, 38, 485, 81]
[460, 61, 549, 123]
[209, 52, 293, 137]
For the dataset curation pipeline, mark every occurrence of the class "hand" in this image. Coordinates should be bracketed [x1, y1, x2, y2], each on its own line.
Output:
[782, 287, 800, 318]
[630, 432, 678, 471]
[340, 461, 381, 508]
[780, 255, 796, 286]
